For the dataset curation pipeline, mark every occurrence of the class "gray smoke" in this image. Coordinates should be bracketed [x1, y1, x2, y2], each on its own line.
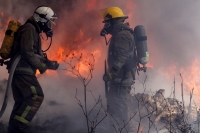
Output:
[0, 0, 200, 132]
[132, 0, 200, 101]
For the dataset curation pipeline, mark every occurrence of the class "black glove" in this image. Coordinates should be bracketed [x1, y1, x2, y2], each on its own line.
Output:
[103, 72, 114, 82]
[46, 60, 59, 70]
[103, 66, 119, 82]
[38, 63, 47, 74]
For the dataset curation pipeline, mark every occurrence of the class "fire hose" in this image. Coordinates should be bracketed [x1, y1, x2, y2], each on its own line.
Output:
[0, 55, 21, 119]
[0, 53, 58, 119]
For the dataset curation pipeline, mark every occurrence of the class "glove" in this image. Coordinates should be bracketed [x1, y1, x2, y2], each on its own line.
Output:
[103, 72, 114, 82]
[46, 60, 59, 70]
[103, 66, 118, 82]
[38, 63, 47, 74]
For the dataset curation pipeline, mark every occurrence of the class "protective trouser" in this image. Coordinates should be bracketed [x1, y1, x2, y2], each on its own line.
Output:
[107, 83, 132, 133]
[8, 74, 44, 132]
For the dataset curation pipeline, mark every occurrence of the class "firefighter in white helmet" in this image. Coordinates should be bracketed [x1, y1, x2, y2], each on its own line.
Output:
[7, 5, 59, 133]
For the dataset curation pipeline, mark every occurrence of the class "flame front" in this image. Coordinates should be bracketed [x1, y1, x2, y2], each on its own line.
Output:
[42, 28, 101, 78]
[162, 59, 200, 103]
[1, 0, 200, 104]
[180, 59, 200, 102]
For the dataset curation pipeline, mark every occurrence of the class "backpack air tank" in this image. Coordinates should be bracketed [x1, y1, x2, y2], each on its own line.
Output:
[0, 20, 21, 60]
[134, 25, 149, 72]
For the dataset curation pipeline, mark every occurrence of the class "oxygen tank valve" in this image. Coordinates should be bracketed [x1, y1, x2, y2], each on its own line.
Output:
[138, 64, 147, 72]
[142, 65, 147, 72]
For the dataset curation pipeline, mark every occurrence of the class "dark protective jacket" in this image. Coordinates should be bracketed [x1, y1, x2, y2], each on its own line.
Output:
[108, 23, 136, 86]
[11, 16, 46, 75]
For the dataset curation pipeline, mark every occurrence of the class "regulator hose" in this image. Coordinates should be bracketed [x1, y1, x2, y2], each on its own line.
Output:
[42, 37, 52, 52]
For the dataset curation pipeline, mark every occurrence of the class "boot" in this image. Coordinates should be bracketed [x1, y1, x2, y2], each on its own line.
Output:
[7, 126, 32, 133]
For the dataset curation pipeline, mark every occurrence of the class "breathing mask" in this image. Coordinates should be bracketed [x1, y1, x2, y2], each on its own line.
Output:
[100, 20, 114, 36]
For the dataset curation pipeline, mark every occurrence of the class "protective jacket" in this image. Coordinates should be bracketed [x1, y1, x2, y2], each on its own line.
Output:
[10, 16, 46, 75]
[108, 23, 135, 86]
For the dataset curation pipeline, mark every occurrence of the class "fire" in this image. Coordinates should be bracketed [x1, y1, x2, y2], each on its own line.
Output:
[37, 28, 101, 78]
[6, 17, 11, 25]
[138, 127, 142, 133]
[48, 47, 65, 63]
[87, 0, 97, 10]
[162, 59, 200, 103]
[59, 49, 99, 78]
[164, 64, 177, 79]
[125, 1, 136, 21]
[1, 0, 199, 105]
[0, 12, 6, 40]
[0, 12, 3, 17]
[180, 59, 200, 102]
[146, 63, 154, 69]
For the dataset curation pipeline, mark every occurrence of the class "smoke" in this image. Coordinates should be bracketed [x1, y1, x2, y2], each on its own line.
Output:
[0, 0, 200, 132]
[0, 0, 106, 129]
[134, 0, 200, 67]
[131, 0, 200, 101]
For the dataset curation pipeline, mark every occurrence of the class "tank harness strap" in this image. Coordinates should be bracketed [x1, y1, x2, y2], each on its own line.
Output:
[136, 36, 147, 42]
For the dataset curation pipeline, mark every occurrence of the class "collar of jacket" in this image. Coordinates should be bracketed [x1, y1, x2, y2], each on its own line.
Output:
[25, 16, 42, 33]
[110, 23, 131, 36]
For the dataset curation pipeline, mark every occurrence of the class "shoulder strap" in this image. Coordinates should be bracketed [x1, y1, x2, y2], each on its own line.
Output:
[112, 23, 134, 37]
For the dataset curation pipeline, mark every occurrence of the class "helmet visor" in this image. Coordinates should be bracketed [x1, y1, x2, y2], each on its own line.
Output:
[47, 21, 53, 29]
[49, 17, 57, 25]
[47, 18, 57, 29]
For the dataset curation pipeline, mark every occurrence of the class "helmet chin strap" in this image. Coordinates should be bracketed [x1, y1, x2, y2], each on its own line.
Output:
[104, 35, 108, 46]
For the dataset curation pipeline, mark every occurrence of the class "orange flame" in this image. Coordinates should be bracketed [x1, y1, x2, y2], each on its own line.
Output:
[37, 28, 101, 78]
[146, 63, 154, 69]
[180, 59, 200, 102]
[3, 1, 200, 106]
[138, 127, 142, 133]
[87, 0, 97, 10]
[162, 59, 200, 103]
[49, 47, 65, 63]
[6, 17, 11, 25]
[0, 12, 4, 17]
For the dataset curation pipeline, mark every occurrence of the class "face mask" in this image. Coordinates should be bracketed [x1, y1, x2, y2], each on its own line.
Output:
[42, 20, 53, 37]
[100, 20, 113, 36]
[45, 29, 53, 37]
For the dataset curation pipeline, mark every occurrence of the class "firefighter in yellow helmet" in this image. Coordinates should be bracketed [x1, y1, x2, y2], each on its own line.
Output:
[100, 7, 136, 133]
[100, 6, 128, 36]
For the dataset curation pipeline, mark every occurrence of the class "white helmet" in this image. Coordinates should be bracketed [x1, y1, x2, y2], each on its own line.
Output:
[34, 6, 57, 22]
[33, 5, 57, 37]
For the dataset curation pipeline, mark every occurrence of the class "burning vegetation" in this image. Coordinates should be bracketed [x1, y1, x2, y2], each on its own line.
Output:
[0, 0, 200, 133]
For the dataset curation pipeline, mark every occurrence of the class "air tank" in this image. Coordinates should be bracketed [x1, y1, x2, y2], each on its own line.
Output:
[134, 25, 149, 67]
[0, 20, 21, 60]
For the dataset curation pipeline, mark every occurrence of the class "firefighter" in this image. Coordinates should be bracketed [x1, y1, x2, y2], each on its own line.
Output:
[100, 7, 136, 133]
[7, 6, 59, 133]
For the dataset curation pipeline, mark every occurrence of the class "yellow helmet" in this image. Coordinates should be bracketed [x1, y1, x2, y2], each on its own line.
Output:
[99, 6, 128, 21]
